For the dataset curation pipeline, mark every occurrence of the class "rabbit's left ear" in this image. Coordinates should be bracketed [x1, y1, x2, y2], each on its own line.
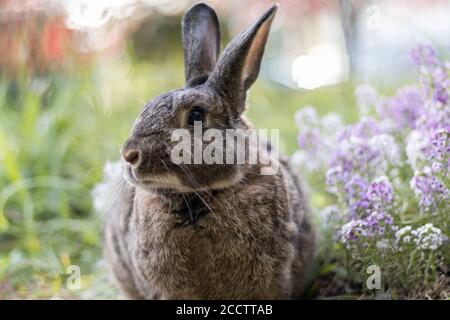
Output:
[182, 3, 220, 87]
[209, 4, 278, 100]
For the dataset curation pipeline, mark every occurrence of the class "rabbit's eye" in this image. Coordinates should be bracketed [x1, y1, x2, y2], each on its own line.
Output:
[188, 108, 205, 126]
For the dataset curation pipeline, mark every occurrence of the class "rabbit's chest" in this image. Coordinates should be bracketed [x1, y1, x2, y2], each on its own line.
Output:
[127, 188, 294, 298]
[131, 195, 235, 267]
[128, 194, 276, 298]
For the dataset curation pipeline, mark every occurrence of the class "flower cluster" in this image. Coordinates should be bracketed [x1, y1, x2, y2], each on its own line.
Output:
[338, 176, 395, 248]
[410, 167, 448, 212]
[292, 107, 344, 171]
[405, 46, 449, 213]
[294, 44, 449, 285]
[376, 86, 424, 131]
[395, 224, 447, 251]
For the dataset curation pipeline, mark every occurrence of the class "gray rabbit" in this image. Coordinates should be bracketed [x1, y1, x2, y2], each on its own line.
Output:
[101, 3, 315, 299]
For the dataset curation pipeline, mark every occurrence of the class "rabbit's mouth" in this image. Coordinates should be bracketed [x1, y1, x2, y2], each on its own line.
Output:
[123, 162, 186, 192]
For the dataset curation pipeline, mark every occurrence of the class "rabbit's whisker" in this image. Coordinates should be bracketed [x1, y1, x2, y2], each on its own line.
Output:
[174, 162, 215, 214]
[159, 158, 214, 218]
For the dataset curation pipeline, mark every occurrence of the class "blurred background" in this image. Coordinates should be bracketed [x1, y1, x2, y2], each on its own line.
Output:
[0, 0, 449, 298]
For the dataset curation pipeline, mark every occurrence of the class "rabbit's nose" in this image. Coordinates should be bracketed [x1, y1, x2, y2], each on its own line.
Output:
[122, 149, 141, 166]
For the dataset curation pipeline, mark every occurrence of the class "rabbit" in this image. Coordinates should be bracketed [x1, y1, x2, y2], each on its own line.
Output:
[101, 3, 315, 299]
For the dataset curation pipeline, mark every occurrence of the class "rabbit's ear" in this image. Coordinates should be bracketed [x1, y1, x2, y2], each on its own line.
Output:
[209, 4, 278, 102]
[182, 3, 220, 87]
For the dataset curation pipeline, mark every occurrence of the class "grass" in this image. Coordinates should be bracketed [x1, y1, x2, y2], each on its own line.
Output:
[0, 55, 360, 299]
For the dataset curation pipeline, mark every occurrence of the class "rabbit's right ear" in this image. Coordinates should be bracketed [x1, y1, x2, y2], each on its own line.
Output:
[182, 3, 220, 87]
[207, 4, 277, 115]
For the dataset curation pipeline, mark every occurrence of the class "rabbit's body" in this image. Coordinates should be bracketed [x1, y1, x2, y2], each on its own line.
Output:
[101, 3, 315, 299]
[104, 150, 314, 299]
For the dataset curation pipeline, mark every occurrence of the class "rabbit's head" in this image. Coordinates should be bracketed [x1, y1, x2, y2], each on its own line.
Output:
[121, 3, 278, 192]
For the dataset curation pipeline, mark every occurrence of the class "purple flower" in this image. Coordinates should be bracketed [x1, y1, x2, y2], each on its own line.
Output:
[336, 117, 380, 142]
[326, 166, 344, 193]
[376, 86, 424, 130]
[431, 67, 449, 104]
[298, 129, 321, 151]
[362, 210, 394, 239]
[339, 210, 394, 248]
[329, 133, 399, 188]
[294, 107, 344, 172]
[410, 43, 449, 105]
[415, 103, 450, 132]
[345, 176, 370, 216]
[434, 86, 448, 104]
[410, 170, 449, 212]
[339, 219, 369, 248]
[330, 137, 377, 181]
[429, 128, 449, 162]
[410, 43, 439, 67]
[431, 162, 443, 173]
[352, 117, 381, 138]
[367, 176, 394, 210]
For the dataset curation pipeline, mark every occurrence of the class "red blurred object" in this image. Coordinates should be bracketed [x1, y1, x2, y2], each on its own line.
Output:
[0, 0, 88, 77]
[42, 18, 70, 62]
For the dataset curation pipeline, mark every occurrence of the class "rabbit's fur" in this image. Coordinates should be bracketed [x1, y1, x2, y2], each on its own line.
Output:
[101, 3, 315, 299]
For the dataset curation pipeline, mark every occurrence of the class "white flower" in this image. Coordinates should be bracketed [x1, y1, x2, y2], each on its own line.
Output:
[326, 166, 344, 194]
[369, 134, 401, 166]
[412, 224, 446, 251]
[295, 106, 318, 129]
[395, 226, 414, 251]
[431, 162, 443, 173]
[378, 118, 397, 134]
[423, 166, 432, 175]
[406, 130, 428, 170]
[321, 205, 340, 222]
[395, 226, 412, 240]
[321, 112, 344, 136]
[395, 224, 447, 251]
[376, 239, 390, 250]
